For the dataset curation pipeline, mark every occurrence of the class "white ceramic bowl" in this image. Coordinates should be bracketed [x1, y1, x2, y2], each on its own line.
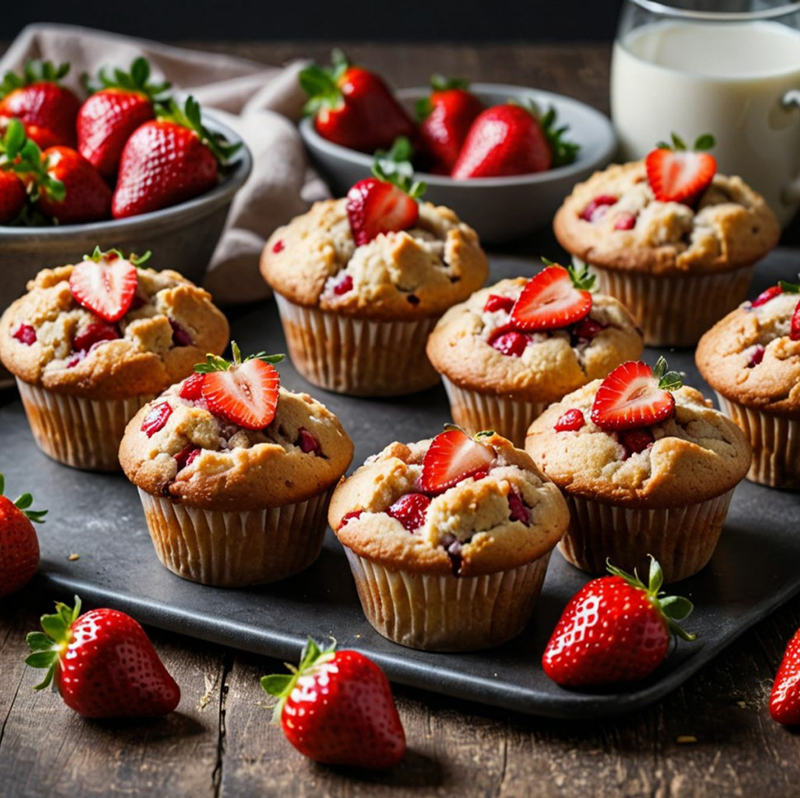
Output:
[300, 83, 617, 243]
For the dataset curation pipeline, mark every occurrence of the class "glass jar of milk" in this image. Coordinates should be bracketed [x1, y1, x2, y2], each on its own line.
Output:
[612, 0, 800, 225]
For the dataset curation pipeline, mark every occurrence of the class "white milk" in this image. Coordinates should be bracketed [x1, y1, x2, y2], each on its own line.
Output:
[611, 21, 800, 224]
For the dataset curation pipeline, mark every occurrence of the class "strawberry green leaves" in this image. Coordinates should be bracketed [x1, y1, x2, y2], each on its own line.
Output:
[194, 341, 285, 374]
[0, 472, 47, 523]
[25, 596, 82, 690]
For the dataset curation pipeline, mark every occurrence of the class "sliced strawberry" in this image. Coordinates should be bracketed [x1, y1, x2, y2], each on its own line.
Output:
[179, 372, 206, 401]
[332, 274, 354, 295]
[554, 408, 585, 432]
[69, 253, 138, 323]
[507, 490, 531, 525]
[202, 356, 281, 430]
[791, 299, 800, 342]
[571, 317, 604, 344]
[620, 428, 655, 459]
[645, 133, 717, 205]
[510, 266, 592, 332]
[141, 403, 173, 437]
[346, 177, 420, 247]
[580, 194, 617, 222]
[483, 294, 515, 314]
[73, 321, 120, 352]
[12, 323, 37, 346]
[591, 359, 682, 432]
[297, 428, 321, 455]
[387, 493, 431, 531]
[747, 345, 766, 368]
[420, 427, 495, 494]
[752, 285, 783, 307]
[614, 211, 637, 230]
[489, 329, 529, 357]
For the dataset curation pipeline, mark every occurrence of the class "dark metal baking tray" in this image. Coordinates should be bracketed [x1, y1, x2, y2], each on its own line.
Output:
[3, 255, 799, 719]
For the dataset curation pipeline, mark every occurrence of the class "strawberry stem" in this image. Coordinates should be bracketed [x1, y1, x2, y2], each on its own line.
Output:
[84, 246, 151, 268]
[83, 56, 171, 102]
[0, 119, 65, 204]
[0, 59, 70, 99]
[566, 262, 596, 293]
[0, 472, 47, 523]
[194, 341, 285, 374]
[157, 96, 241, 166]
[372, 137, 426, 201]
[778, 278, 800, 294]
[25, 596, 82, 690]
[606, 556, 697, 643]
[652, 357, 683, 392]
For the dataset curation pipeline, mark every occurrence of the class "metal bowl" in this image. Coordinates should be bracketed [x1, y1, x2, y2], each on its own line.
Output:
[300, 83, 617, 243]
[0, 111, 252, 312]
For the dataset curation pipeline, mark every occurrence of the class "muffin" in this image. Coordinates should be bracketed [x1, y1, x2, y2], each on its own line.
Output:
[260, 185, 489, 396]
[525, 359, 752, 583]
[0, 250, 229, 471]
[554, 154, 780, 346]
[426, 266, 644, 446]
[329, 427, 569, 651]
[119, 345, 353, 586]
[696, 281, 800, 489]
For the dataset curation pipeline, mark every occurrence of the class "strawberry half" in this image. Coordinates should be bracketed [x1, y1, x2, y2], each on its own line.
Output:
[346, 138, 425, 246]
[645, 132, 717, 205]
[68, 248, 143, 323]
[420, 426, 495, 494]
[510, 263, 594, 331]
[197, 343, 284, 430]
[590, 358, 682, 432]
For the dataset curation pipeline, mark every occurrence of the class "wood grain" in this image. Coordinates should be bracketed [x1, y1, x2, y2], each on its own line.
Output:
[1, 41, 800, 798]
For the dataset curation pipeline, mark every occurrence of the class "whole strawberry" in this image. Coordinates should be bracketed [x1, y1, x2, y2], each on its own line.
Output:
[112, 96, 239, 219]
[300, 50, 415, 153]
[25, 596, 180, 718]
[0, 473, 47, 598]
[37, 146, 111, 224]
[0, 60, 80, 149]
[261, 638, 406, 769]
[78, 57, 171, 179]
[770, 628, 800, 725]
[416, 75, 484, 174]
[451, 102, 578, 179]
[543, 557, 696, 688]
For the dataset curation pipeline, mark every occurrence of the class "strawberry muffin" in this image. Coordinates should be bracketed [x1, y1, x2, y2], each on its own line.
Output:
[696, 280, 800, 489]
[119, 345, 353, 586]
[329, 426, 569, 651]
[260, 165, 488, 396]
[426, 264, 643, 446]
[554, 135, 780, 346]
[0, 249, 229, 471]
[525, 358, 751, 583]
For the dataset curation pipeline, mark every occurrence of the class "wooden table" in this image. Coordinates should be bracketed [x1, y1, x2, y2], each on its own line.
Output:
[2, 42, 800, 798]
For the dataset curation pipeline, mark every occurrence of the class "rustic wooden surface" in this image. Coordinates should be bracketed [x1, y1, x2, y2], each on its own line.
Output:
[2, 41, 800, 798]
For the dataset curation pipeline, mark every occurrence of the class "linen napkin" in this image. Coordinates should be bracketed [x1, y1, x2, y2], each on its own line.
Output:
[1, 23, 328, 303]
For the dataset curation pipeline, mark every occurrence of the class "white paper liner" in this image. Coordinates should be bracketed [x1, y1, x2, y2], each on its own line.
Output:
[715, 393, 799, 490]
[343, 547, 552, 651]
[441, 377, 549, 447]
[590, 264, 754, 347]
[561, 488, 736, 583]
[138, 486, 334, 587]
[274, 293, 440, 396]
[16, 379, 152, 472]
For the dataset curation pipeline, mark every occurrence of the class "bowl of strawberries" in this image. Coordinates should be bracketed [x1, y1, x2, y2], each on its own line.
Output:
[0, 58, 252, 309]
[298, 53, 616, 242]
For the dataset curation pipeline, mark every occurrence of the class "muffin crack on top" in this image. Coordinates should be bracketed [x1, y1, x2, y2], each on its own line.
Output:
[261, 198, 489, 320]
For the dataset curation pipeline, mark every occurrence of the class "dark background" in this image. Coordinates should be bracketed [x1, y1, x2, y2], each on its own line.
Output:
[4, 1, 625, 42]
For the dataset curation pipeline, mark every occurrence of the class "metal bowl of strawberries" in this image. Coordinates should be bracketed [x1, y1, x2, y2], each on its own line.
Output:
[0, 58, 252, 312]
[299, 63, 617, 243]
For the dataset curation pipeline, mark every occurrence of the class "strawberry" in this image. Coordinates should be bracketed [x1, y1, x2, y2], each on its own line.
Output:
[179, 372, 206, 401]
[346, 140, 425, 246]
[416, 76, 483, 173]
[770, 628, 800, 725]
[645, 133, 717, 205]
[591, 357, 683, 432]
[72, 320, 120, 352]
[68, 248, 144, 323]
[196, 343, 284, 430]
[752, 285, 784, 307]
[112, 96, 239, 219]
[0, 169, 25, 224]
[483, 294, 515, 314]
[488, 328, 529, 357]
[78, 57, 171, 179]
[451, 102, 578, 179]
[543, 557, 696, 688]
[0, 60, 80, 149]
[420, 425, 495, 494]
[25, 596, 180, 718]
[141, 402, 173, 437]
[554, 408, 585, 432]
[510, 263, 594, 332]
[261, 638, 405, 768]
[791, 299, 800, 342]
[299, 50, 415, 153]
[37, 146, 111, 224]
[387, 493, 431, 531]
[0, 473, 46, 598]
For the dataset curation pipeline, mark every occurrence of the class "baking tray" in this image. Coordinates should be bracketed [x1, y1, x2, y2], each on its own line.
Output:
[3, 255, 799, 720]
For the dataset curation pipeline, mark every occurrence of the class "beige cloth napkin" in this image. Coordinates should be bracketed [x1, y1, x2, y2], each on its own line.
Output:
[1, 23, 328, 303]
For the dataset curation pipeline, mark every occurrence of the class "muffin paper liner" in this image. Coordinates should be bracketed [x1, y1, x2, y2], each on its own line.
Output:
[16, 379, 152, 472]
[342, 547, 552, 651]
[589, 263, 754, 347]
[274, 293, 440, 396]
[560, 489, 736, 583]
[715, 394, 799, 490]
[442, 377, 549, 447]
[138, 486, 334, 587]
